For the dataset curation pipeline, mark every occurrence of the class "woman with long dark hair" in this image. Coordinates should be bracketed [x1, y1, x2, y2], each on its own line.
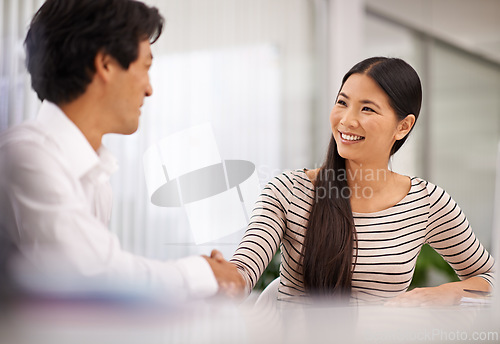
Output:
[230, 57, 494, 305]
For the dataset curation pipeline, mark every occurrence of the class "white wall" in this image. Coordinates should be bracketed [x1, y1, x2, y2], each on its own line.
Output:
[2, 0, 499, 259]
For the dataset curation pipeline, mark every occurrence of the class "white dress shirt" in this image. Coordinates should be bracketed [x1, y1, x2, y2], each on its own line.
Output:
[0, 101, 218, 300]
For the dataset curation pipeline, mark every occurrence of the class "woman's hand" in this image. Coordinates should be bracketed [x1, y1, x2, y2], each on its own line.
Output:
[385, 277, 491, 307]
[203, 249, 246, 298]
[385, 284, 462, 307]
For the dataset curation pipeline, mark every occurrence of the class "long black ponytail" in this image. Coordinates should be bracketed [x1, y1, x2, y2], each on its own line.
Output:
[302, 57, 422, 296]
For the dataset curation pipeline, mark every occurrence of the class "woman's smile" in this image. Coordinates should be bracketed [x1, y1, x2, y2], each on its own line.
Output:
[339, 131, 365, 144]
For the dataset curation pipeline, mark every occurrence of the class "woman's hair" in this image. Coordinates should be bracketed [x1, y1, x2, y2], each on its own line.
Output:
[301, 57, 422, 296]
[24, 0, 164, 105]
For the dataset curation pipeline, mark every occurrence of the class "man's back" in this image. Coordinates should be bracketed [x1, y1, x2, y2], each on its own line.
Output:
[0, 0, 244, 301]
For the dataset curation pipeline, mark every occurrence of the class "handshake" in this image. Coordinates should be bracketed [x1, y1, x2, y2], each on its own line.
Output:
[203, 250, 246, 298]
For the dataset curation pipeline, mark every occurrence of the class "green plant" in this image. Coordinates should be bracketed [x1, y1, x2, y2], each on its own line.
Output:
[409, 244, 459, 289]
[254, 250, 281, 290]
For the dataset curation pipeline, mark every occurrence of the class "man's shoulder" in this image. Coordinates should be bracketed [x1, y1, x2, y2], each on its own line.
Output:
[0, 120, 54, 167]
[0, 120, 48, 147]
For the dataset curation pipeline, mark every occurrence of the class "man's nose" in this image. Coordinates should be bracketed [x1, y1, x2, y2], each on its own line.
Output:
[145, 83, 153, 97]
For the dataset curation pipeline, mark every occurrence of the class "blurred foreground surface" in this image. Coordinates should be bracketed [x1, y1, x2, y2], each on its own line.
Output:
[0, 295, 499, 344]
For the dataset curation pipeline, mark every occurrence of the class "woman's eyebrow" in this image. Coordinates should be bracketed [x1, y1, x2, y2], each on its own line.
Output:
[339, 92, 381, 109]
[360, 99, 381, 109]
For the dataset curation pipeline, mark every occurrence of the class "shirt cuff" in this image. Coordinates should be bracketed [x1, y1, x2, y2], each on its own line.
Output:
[176, 255, 218, 298]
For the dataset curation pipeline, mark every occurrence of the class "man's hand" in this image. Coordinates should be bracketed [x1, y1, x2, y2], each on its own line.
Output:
[203, 250, 245, 298]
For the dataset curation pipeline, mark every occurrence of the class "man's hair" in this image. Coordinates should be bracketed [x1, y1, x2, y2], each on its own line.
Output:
[24, 0, 164, 104]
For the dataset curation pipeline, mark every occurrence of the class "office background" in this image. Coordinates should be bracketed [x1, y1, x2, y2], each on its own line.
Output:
[1, 0, 499, 287]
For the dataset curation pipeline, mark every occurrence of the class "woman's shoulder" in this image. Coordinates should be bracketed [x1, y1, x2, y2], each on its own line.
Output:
[284, 168, 315, 187]
[303, 168, 318, 181]
[407, 176, 451, 204]
[264, 168, 314, 194]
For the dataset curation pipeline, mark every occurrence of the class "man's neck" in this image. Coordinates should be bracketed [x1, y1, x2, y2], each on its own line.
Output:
[58, 96, 104, 152]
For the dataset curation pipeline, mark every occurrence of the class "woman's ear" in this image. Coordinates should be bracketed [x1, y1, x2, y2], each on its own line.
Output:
[395, 114, 416, 140]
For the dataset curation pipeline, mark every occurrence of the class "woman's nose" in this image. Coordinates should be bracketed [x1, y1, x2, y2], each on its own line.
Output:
[340, 108, 358, 128]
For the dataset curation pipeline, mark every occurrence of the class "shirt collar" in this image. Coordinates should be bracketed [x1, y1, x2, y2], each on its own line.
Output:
[96, 145, 119, 182]
[37, 100, 118, 179]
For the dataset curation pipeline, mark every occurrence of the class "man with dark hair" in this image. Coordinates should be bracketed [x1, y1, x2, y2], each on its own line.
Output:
[0, 0, 242, 300]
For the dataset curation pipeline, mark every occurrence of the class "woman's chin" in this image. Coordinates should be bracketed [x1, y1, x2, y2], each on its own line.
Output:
[336, 148, 354, 161]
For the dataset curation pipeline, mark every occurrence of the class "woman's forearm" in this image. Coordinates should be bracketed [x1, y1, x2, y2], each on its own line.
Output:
[386, 276, 492, 306]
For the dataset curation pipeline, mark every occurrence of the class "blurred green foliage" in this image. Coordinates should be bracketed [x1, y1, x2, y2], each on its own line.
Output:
[409, 244, 459, 289]
[253, 244, 459, 291]
[254, 250, 281, 290]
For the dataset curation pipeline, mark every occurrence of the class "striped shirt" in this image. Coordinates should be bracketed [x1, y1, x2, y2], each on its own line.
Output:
[230, 169, 495, 303]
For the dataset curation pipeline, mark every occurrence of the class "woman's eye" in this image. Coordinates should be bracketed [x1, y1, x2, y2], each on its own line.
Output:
[362, 106, 375, 112]
[337, 99, 347, 106]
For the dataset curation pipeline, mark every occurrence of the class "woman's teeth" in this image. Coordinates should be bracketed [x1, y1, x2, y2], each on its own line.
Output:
[341, 133, 364, 141]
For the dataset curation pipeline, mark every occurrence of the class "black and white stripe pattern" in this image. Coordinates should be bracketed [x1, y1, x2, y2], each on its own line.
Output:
[230, 170, 495, 302]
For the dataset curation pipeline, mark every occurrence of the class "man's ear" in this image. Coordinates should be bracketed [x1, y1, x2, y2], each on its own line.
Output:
[395, 114, 416, 140]
[94, 50, 115, 82]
